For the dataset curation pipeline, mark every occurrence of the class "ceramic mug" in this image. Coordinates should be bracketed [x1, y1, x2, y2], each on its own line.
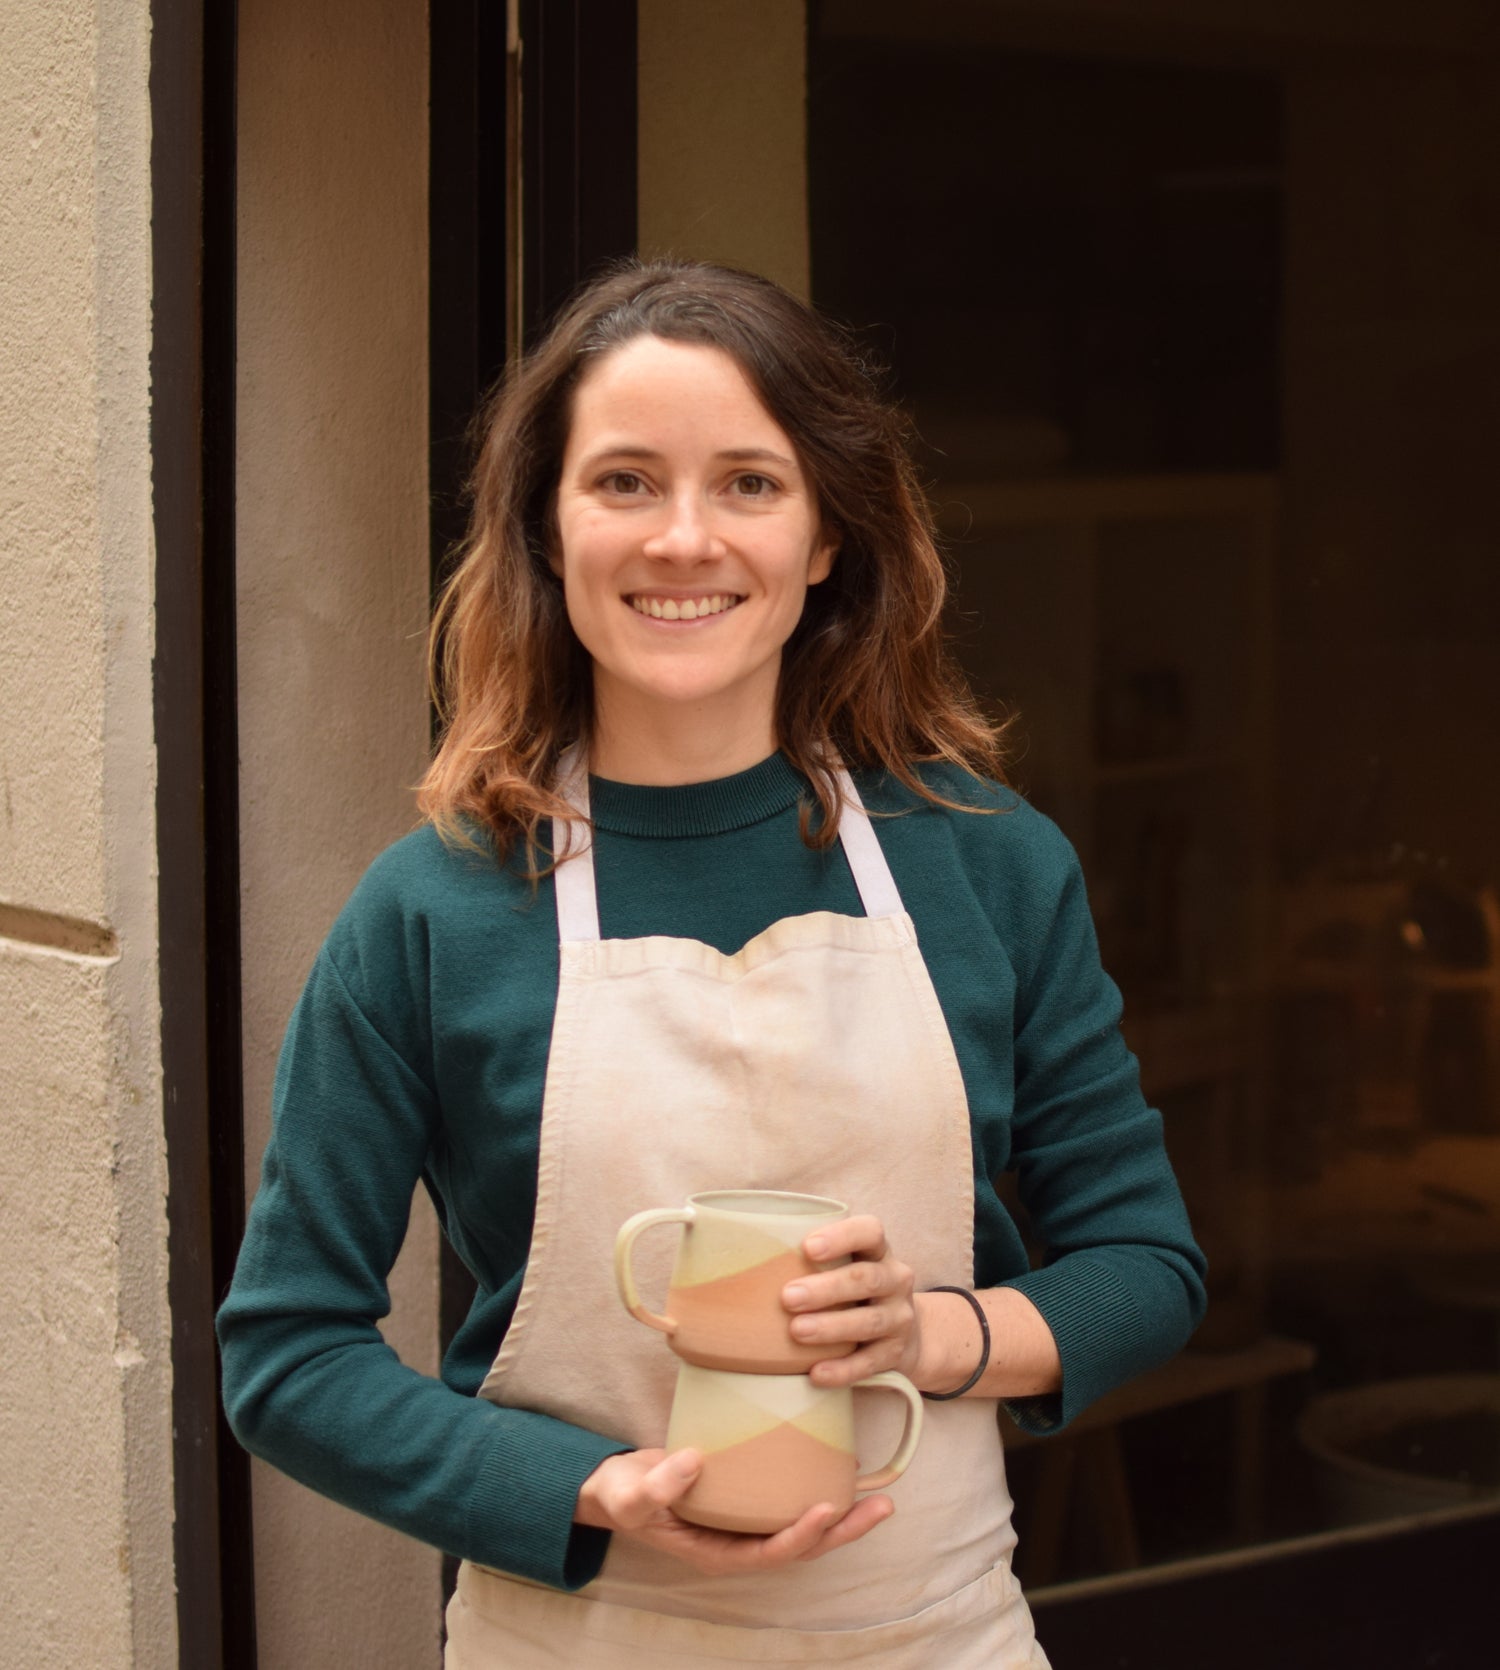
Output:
[665, 1362, 924, 1534]
[613, 1189, 856, 1374]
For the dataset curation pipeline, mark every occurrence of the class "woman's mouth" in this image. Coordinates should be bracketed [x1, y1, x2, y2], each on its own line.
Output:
[626, 593, 744, 621]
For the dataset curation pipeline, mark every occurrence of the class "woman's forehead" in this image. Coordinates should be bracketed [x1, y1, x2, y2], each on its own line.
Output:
[563, 336, 796, 462]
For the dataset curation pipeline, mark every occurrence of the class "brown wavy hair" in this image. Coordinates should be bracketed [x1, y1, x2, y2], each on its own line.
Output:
[419, 258, 1008, 866]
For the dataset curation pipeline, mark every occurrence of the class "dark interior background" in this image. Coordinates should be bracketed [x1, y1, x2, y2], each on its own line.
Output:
[808, 2, 1500, 1636]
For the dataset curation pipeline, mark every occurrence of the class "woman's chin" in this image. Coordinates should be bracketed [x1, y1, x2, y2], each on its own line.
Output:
[594, 660, 783, 733]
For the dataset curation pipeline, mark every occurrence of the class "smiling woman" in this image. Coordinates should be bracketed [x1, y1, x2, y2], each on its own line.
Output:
[415, 259, 1007, 870]
[552, 336, 837, 783]
[216, 259, 1205, 1670]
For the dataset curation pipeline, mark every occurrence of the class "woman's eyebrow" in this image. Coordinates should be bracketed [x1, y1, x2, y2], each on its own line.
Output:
[717, 447, 797, 467]
[577, 445, 660, 467]
[574, 444, 798, 471]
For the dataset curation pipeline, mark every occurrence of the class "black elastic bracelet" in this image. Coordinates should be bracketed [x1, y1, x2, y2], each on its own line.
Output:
[921, 1286, 991, 1401]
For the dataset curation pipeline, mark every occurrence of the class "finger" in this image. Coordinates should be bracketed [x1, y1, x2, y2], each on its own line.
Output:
[809, 1339, 907, 1386]
[748, 1502, 843, 1567]
[633, 1449, 702, 1515]
[796, 1495, 894, 1560]
[662, 1503, 842, 1575]
[790, 1297, 911, 1347]
[802, 1214, 887, 1264]
[784, 1257, 910, 1313]
[804, 1494, 894, 1558]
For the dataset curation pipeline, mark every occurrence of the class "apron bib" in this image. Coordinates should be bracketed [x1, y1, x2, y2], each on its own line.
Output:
[447, 758, 1048, 1668]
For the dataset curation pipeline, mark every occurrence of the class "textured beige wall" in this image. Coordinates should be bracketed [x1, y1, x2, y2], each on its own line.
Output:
[0, 1, 174, 1667]
[235, 0, 440, 1662]
[639, 0, 810, 296]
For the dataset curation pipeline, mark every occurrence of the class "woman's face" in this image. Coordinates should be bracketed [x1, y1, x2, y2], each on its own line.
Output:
[552, 335, 836, 775]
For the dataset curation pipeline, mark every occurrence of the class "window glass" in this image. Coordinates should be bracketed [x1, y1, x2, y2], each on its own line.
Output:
[811, 6, 1500, 1586]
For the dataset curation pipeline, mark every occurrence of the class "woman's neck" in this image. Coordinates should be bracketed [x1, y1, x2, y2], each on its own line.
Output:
[588, 688, 777, 786]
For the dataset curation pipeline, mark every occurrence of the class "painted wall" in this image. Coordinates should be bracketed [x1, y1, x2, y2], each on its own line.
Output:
[235, 0, 439, 1663]
[638, 0, 810, 296]
[0, 1, 174, 1666]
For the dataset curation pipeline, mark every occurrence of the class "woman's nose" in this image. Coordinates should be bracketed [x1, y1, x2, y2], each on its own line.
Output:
[644, 493, 720, 561]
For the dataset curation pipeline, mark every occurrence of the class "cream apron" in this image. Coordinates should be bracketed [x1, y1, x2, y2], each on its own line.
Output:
[446, 761, 1049, 1668]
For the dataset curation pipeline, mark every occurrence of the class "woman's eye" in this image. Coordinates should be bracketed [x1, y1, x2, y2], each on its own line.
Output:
[733, 474, 775, 497]
[603, 471, 646, 495]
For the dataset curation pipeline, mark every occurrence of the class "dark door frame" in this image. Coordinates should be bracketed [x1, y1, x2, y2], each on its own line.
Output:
[430, 0, 639, 550]
[151, 2, 256, 1667]
[515, 0, 639, 346]
[429, 0, 638, 598]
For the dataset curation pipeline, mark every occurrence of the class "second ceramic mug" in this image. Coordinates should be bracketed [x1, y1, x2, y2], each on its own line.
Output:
[666, 1363, 924, 1534]
[614, 1189, 857, 1374]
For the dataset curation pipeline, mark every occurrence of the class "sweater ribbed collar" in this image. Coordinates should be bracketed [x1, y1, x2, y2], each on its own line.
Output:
[588, 752, 805, 838]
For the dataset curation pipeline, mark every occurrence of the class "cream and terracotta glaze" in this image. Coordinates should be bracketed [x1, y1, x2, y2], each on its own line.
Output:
[614, 1189, 857, 1374]
[664, 1363, 924, 1535]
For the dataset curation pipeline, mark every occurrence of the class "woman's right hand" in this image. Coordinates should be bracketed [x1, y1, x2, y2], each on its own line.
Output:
[575, 1449, 893, 1573]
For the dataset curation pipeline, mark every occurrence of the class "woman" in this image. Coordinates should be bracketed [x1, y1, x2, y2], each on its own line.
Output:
[218, 259, 1206, 1667]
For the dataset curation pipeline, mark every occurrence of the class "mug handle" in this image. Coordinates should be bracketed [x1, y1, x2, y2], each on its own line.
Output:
[851, 1371, 924, 1492]
[613, 1206, 695, 1334]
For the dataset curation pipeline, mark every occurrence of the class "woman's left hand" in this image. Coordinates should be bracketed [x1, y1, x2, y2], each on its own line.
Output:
[781, 1215, 921, 1387]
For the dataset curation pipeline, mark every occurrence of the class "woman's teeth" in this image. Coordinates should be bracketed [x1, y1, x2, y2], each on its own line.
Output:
[629, 594, 741, 621]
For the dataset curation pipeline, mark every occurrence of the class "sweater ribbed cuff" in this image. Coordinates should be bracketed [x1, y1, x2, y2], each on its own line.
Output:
[1000, 1256, 1153, 1434]
[465, 1406, 633, 1591]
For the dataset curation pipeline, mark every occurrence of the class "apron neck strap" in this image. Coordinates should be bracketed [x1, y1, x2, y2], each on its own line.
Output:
[552, 745, 601, 945]
[550, 750, 904, 944]
[831, 769, 904, 919]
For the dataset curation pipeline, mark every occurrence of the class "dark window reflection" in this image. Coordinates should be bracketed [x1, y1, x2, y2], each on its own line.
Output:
[812, 3, 1500, 1589]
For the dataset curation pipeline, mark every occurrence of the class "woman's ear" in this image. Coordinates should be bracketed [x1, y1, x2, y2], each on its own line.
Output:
[808, 530, 840, 586]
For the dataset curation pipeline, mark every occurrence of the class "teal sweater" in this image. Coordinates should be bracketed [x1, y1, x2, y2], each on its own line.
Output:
[217, 755, 1205, 1591]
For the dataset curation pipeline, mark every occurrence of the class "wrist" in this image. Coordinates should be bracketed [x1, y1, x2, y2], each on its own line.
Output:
[912, 1288, 989, 1397]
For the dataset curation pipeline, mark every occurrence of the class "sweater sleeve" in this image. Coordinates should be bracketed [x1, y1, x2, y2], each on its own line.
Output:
[996, 820, 1208, 1434]
[216, 942, 630, 1588]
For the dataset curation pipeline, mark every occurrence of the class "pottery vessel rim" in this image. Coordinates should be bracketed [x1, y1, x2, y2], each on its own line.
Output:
[686, 1189, 848, 1218]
